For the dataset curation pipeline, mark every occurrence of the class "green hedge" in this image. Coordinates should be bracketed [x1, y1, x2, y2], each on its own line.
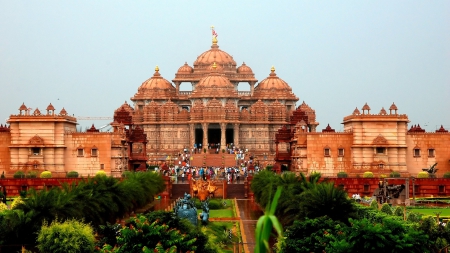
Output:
[443, 172, 450, 178]
[337, 172, 348, 178]
[390, 171, 401, 178]
[13, 171, 25, 179]
[363, 171, 374, 178]
[417, 172, 429, 178]
[66, 171, 79, 178]
[40, 171, 52, 178]
[27, 171, 37, 178]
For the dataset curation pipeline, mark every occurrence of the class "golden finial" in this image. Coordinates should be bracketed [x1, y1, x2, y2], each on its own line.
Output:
[155, 65, 159, 72]
[212, 62, 217, 69]
[271, 66, 275, 72]
[211, 25, 218, 44]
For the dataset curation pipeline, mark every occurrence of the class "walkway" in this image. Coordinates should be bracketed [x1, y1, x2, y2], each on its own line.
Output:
[235, 199, 264, 253]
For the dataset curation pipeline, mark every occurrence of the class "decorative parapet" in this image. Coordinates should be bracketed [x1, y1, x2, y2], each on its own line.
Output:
[343, 113, 409, 122]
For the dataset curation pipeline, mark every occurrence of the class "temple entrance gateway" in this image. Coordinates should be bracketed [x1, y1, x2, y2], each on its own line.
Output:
[208, 128, 221, 148]
[226, 128, 233, 146]
[195, 128, 203, 149]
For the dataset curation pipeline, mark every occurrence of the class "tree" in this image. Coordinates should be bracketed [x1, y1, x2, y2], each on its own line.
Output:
[279, 217, 347, 253]
[98, 215, 197, 253]
[297, 182, 356, 224]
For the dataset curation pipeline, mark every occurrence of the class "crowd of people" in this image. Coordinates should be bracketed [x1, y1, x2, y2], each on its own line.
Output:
[160, 165, 258, 184]
[153, 145, 261, 184]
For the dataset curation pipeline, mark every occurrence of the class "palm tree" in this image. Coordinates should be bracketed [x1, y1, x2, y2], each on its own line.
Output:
[297, 182, 356, 224]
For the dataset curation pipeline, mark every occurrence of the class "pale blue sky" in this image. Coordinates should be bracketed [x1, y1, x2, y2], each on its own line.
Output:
[0, 1, 449, 131]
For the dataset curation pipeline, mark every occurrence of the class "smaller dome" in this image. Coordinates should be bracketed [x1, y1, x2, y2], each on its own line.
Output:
[19, 103, 27, 111]
[255, 66, 292, 91]
[362, 103, 371, 111]
[177, 62, 194, 74]
[139, 66, 175, 91]
[46, 103, 55, 111]
[237, 62, 253, 74]
[197, 73, 233, 88]
[389, 102, 398, 111]
[353, 107, 360, 115]
[59, 108, 67, 116]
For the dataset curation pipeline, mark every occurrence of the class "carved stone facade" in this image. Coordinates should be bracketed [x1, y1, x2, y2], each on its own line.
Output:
[126, 38, 301, 156]
[276, 102, 450, 177]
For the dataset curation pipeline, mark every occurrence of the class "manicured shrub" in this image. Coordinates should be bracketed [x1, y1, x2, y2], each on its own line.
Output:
[337, 172, 348, 178]
[407, 212, 421, 222]
[26, 171, 37, 178]
[443, 172, 450, 178]
[417, 171, 429, 178]
[96, 170, 107, 177]
[394, 206, 404, 217]
[363, 171, 374, 178]
[380, 203, 393, 215]
[390, 171, 401, 178]
[13, 171, 25, 178]
[370, 200, 379, 210]
[265, 165, 273, 171]
[66, 171, 79, 178]
[37, 219, 95, 253]
[40, 171, 52, 178]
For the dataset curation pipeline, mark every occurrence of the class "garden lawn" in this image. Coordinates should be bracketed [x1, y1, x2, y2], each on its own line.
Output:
[409, 208, 450, 218]
[197, 209, 234, 217]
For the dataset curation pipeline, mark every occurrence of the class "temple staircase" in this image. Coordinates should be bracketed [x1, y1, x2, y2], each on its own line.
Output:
[226, 183, 245, 199]
[190, 153, 239, 167]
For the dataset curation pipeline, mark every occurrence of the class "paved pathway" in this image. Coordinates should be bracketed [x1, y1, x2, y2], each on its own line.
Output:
[235, 199, 264, 253]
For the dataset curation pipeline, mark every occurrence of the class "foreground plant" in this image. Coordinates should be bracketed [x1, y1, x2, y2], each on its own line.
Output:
[255, 187, 283, 253]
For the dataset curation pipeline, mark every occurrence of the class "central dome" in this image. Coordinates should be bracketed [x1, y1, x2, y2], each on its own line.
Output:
[193, 39, 237, 68]
[191, 63, 238, 98]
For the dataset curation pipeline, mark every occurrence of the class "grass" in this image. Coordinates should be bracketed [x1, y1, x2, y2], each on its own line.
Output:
[198, 209, 234, 217]
[409, 208, 450, 218]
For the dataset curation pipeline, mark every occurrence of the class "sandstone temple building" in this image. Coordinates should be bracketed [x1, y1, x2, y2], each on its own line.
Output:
[0, 36, 449, 178]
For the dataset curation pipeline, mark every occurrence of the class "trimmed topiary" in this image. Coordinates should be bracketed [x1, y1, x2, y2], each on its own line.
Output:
[26, 171, 37, 178]
[337, 172, 348, 178]
[443, 172, 450, 178]
[40, 171, 52, 178]
[66, 171, 79, 178]
[394, 206, 404, 217]
[380, 203, 393, 215]
[370, 199, 379, 210]
[13, 171, 25, 179]
[407, 212, 422, 222]
[390, 171, 401, 178]
[96, 170, 107, 177]
[417, 171, 429, 178]
[363, 171, 374, 178]
[265, 165, 273, 171]
[37, 219, 95, 253]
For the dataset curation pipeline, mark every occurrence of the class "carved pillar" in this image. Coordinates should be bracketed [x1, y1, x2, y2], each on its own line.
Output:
[220, 123, 226, 151]
[233, 123, 240, 148]
[189, 124, 195, 149]
[174, 81, 180, 94]
[202, 123, 209, 151]
[250, 81, 256, 96]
